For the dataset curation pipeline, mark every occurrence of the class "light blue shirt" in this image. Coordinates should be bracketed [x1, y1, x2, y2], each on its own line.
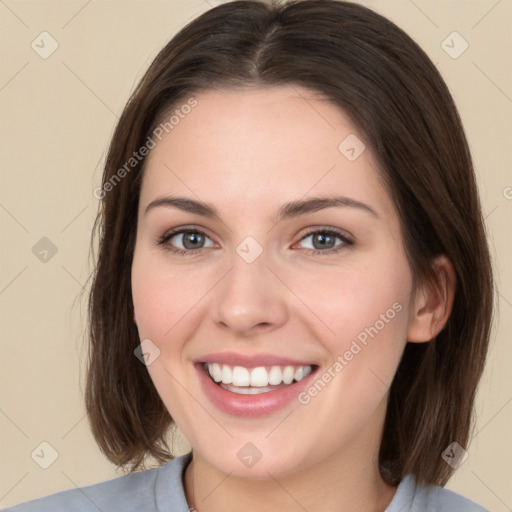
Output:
[2, 452, 490, 511]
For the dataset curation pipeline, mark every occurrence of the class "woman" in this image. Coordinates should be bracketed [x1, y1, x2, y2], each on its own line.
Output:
[5, 1, 493, 510]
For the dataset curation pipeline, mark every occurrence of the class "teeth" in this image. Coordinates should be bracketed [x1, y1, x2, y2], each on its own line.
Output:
[206, 363, 313, 388]
[294, 366, 304, 381]
[221, 384, 276, 395]
[211, 363, 222, 382]
[282, 366, 295, 384]
[250, 367, 268, 387]
[268, 366, 282, 385]
[232, 366, 250, 386]
[221, 365, 232, 384]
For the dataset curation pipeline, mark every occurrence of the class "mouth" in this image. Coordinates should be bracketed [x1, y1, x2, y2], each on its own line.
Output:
[195, 357, 319, 417]
[201, 362, 317, 395]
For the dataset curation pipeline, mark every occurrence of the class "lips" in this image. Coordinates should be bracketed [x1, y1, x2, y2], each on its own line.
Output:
[194, 352, 318, 417]
[195, 352, 316, 368]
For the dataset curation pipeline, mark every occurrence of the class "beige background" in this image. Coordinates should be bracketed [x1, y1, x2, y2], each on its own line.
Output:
[0, 0, 511, 509]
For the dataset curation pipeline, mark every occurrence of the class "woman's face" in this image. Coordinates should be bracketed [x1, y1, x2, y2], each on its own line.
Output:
[131, 85, 419, 479]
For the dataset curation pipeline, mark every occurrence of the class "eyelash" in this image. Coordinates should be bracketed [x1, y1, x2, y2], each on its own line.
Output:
[156, 226, 354, 257]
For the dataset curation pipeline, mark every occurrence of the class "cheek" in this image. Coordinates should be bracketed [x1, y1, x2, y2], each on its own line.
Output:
[283, 262, 411, 448]
[131, 248, 213, 341]
[287, 253, 412, 342]
[284, 250, 413, 393]
[130, 249, 208, 426]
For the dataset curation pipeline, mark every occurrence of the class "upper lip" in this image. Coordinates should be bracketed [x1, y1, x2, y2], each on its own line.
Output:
[195, 352, 316, 368]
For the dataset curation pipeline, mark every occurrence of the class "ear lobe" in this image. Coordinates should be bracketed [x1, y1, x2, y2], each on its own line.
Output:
[407, 255, 456, 343]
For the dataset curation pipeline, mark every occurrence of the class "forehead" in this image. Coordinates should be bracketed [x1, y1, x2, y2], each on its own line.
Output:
[140, 85, 394, 221]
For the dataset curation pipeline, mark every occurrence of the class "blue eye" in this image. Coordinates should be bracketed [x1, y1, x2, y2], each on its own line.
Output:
[157, 228, 215, 255]
[157, 227, 353, 256]
[296, 229, 353, 255]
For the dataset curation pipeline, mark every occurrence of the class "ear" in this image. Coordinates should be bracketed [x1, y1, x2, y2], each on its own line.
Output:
[407, 255, 456, 343]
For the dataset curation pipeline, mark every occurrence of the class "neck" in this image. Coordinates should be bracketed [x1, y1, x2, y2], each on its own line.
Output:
[183, 415, 397, 512]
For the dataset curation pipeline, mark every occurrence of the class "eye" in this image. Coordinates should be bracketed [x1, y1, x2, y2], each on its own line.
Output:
[157, 226, 353, 256]
[157, 228, 216, 255]
[295, 228, 353, 255]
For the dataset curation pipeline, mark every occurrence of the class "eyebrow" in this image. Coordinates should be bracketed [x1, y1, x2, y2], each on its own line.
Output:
[144, 195, 379, 221]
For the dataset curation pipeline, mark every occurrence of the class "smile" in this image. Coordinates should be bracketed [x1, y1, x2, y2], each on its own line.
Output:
[196, 355, 319, 417]
[205, 363, 313, 394]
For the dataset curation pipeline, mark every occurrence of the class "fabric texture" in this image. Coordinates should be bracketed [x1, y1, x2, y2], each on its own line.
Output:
[2, 453, 489, 512]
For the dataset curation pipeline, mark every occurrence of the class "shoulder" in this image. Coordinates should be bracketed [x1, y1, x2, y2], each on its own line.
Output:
[2, 454, 192, 512]
[387, 473, 490, 512]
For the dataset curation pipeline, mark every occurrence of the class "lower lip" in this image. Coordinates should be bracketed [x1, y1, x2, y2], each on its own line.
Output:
[196, 364, 317, 418]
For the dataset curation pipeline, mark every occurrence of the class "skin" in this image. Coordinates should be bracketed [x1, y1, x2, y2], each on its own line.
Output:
[131, 85, 455, 512]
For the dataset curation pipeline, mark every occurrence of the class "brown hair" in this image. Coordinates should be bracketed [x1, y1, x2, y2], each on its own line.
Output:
[85, 0, 493, 486]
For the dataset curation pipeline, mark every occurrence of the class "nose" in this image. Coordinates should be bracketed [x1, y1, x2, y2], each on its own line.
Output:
[210, 247, 289, 338]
